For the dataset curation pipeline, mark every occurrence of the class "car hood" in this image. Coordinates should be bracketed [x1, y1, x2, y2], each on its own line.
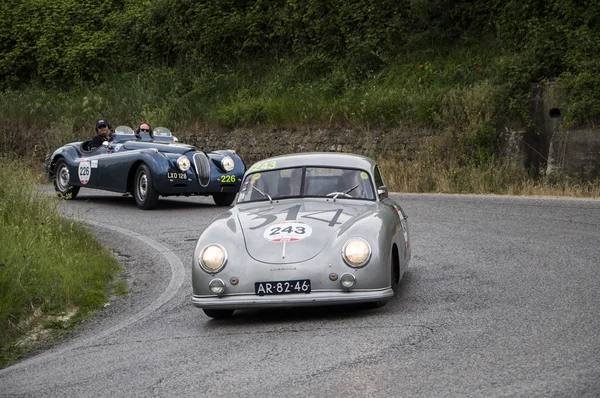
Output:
[120, 141, 196, 154]
[237, 199, 375, 264]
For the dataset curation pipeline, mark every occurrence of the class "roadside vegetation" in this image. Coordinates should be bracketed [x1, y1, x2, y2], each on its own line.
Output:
[1, 1, 599, 197]
[0, 159, 124, 368]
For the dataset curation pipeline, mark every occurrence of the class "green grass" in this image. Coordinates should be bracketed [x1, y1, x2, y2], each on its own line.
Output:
[379, 155, 600, 198]
[0, 159, 124, 368]
[0, 41, 597, 198]
[0, 42, 508, 152]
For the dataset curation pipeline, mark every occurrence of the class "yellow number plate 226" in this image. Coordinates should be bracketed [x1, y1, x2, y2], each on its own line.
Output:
[219, 175, 237, 183]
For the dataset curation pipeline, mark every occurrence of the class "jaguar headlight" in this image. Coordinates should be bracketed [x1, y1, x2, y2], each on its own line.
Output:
[199, 244, 227, 273]
[342, 238, 371, 268]
[221, 156, 235, 172]
[177, 156, 191, 171]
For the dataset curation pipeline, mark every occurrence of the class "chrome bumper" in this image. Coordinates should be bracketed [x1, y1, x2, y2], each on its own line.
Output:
[191, 288, 393, 309]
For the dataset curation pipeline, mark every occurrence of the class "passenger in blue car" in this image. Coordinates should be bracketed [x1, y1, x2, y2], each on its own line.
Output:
[90, 119, 112, 149]
[135, 123, 152, 139]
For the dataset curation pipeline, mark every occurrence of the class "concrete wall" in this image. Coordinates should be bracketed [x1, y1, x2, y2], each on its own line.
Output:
[530, 82, 600, 179]
[184, 127, 436, 166]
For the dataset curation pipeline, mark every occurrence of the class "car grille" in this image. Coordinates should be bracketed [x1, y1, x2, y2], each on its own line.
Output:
[193, 153, 210, 187]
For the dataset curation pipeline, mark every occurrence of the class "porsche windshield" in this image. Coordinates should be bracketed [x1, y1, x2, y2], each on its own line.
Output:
[237, 167, 375, 203]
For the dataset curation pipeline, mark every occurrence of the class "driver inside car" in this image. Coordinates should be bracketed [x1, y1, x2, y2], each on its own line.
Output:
[337, 170, 363, 197]
[89, 119, 112, 150]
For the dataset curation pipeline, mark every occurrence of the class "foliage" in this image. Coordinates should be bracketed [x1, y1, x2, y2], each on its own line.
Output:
[0, 159, 123, 367]
[1, 0, 599, 124]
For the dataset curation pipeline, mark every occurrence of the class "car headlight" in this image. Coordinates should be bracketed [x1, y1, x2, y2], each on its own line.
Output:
[177, 156, 191, 171]
[342, 238, 371, 268]
[199, 244, 227, 273]
[221, 156, 235, 172]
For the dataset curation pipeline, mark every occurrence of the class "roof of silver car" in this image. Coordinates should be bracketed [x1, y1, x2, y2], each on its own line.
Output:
[247, 152, 377, 172]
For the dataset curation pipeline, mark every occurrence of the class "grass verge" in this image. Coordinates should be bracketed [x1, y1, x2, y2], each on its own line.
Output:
[0, 158, 125, 369]
[379, 156, 600, 198]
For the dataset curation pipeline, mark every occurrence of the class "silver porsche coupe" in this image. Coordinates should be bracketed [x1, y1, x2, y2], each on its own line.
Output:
[191, 152, 411, 319]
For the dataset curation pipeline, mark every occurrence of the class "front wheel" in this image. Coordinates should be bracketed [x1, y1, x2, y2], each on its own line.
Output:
[134, 164, 159, 210]
[203, 309, 234, 319]
[53, 159, 80, 199]
[213, 192, 236, 206]
[364, 300, 388, 310]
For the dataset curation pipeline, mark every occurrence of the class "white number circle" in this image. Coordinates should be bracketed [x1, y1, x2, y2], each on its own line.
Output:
[78, 159, 91, 184]
[264, 221, 312, 242]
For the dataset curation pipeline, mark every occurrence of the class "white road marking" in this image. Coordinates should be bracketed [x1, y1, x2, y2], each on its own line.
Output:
[0, 221, 185, 374]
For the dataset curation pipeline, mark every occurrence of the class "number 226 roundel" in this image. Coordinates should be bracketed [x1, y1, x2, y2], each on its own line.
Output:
[78, 159, 91, 184]
[263, 221, 312, 243]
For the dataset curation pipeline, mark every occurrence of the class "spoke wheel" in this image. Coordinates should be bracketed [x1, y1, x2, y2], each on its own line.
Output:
[134, 164, 159, 210]
[53, 159, 80, 199]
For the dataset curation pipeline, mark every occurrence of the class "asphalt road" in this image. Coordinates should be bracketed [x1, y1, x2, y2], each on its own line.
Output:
[1, 188, 599, 397]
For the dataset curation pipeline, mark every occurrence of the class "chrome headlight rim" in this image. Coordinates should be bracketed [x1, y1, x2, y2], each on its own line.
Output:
[199, 243, 228, 273]
[342, 238, 372, 268]
[221, 156, 235, 172]
[177, 155, 191, 171]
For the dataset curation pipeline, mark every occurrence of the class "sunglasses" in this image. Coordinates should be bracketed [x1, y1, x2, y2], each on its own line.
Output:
[140, 128, 150, 132]
[97, 124, 108, 129]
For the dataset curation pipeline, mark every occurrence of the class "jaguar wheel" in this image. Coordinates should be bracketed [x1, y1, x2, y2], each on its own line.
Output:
[213, 192, 236, 206]
[53, 159, 80, 199]
[203, 309, 235, 319]
[134, 164, 159, 210]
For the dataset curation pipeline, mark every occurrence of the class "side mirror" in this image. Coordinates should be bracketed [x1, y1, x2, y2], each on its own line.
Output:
[102, 141, 109, 148]
[377, 186, 388, 200]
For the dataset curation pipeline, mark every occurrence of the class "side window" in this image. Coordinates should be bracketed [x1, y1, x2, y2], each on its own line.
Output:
[374, 166, 385, 188]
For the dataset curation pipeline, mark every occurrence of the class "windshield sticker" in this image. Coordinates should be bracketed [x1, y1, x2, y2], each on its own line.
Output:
[91, 159, 98, 168]
[251, 161, 277, 172]
[251, 173, 261, 181]
[360, 171, 369, 179]
[78, 159, 91, 184]
[264, 221, 312, 243]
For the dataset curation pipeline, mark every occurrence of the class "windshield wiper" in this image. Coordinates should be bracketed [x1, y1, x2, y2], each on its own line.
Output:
[251, 184, 273, 203]
[333, 184, 360, 201]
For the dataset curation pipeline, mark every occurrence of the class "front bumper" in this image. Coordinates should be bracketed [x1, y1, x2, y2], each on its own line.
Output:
[191, 287, 393, 309]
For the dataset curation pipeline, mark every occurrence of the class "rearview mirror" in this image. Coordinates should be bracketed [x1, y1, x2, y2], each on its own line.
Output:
[377, 186, 388, 200]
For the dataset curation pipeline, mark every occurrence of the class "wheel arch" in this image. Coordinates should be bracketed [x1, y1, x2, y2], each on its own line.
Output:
[391, 243, 400, 285]
[47, 154, 65, 179]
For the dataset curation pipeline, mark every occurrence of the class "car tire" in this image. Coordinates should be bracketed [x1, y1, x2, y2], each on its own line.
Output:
[134, 164, 160, 210]
[53, 159, 80, 200]
[365, 253, 396, 310]
[213, 192, 236, 206]
[203, 309, 235, 319]
[364, 299, 388, 309]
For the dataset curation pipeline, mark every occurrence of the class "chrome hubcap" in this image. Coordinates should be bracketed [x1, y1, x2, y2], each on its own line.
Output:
[138, 173, 148, 199]
[57, 165, 70, 190]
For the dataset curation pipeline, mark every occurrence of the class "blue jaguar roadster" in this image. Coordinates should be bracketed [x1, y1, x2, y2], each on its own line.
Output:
[46, 126, 246, 209]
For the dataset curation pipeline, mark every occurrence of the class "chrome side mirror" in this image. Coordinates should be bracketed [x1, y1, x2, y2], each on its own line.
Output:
[377, 186, 388, 200]
[102, 141, 109, 148]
